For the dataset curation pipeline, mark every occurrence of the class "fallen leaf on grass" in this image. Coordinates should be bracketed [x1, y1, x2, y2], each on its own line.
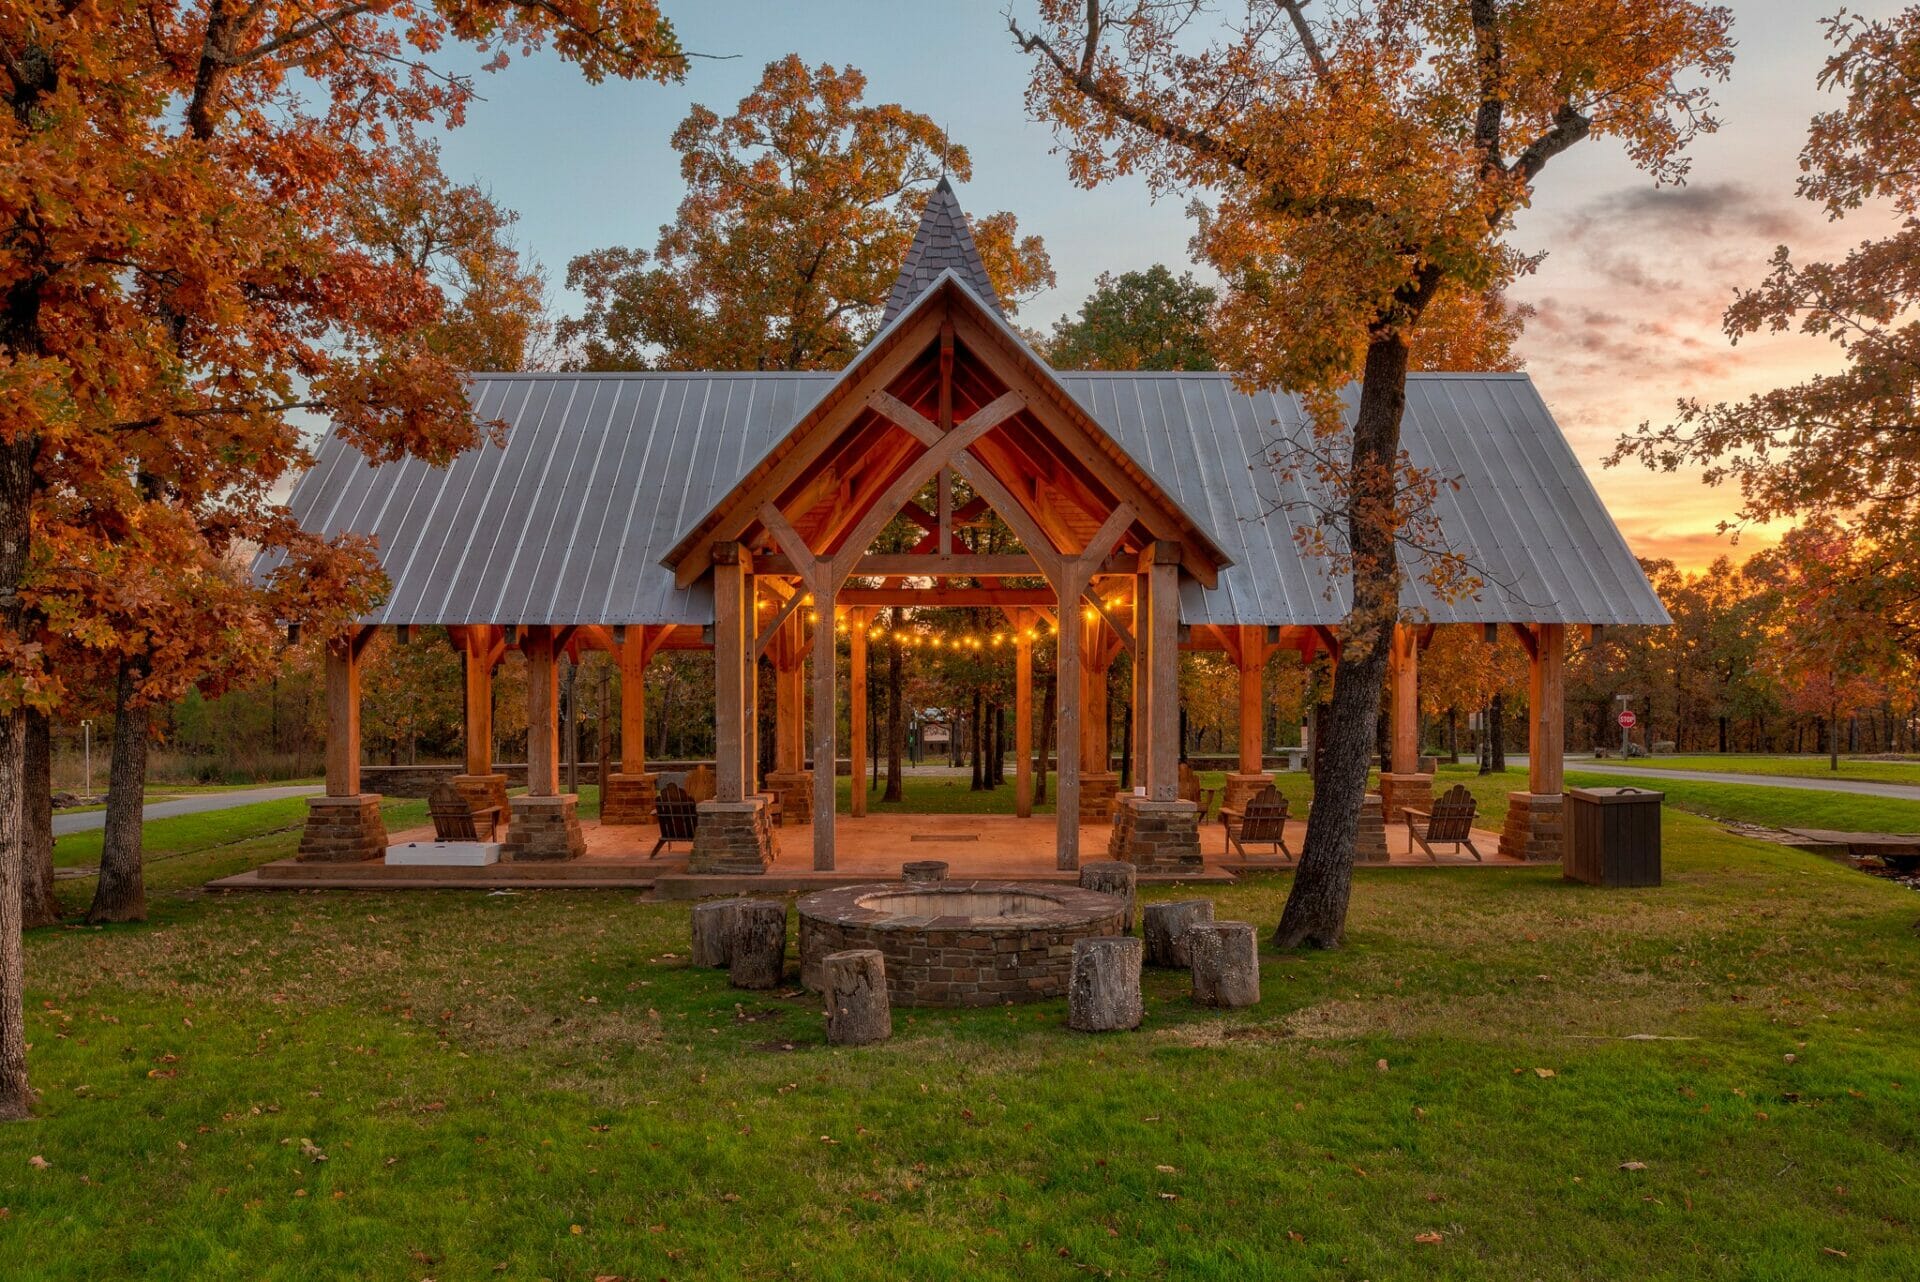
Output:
[1823, 1248, 1849, 1258]
[1415, 1232, 1444, 1245]
[1620, 1161, 1648, 1172]
[27, 1156, 48, 1170]
[1155, 1165, 1177, 1174]
[1534, 1068, 1557, 1079]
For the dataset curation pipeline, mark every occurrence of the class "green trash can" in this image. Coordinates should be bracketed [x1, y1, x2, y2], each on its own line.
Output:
[1565, 786, 1663, 887]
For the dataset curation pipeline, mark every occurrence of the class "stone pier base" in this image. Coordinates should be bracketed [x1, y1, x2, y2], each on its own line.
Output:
[689, 796, 778, 874]
[763, 769, 813, 826]
[503, 794, 586, 862]
[453, 773, 510, 822]
[297, 794, 388, 863]
[1222, 772, 1276, 813]
[1109, 796, 1203, 874]
[1500, 791, 1564, 862]
[599, 772, 657, 825]
[1356, 793, 1390, 863]
[1378, 772, 1434, 824]
[1079, 772, 1121, 824]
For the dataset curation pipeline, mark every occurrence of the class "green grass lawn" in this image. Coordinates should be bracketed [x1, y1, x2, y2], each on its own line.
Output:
[6, 782, 1918, 1279]
[1600, 754, 1920, 787]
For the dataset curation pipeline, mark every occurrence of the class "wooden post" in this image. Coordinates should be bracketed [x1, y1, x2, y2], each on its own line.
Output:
[1529, 623, 1566, 795]
[775, 648, 805, 773]
[1080, 615, 1108, 774]
[525, 626, 559, 797]
[1056, 592, 1082, 869]
[1015, 611, 1034, 819]
[619, 626, 647, 773]
[713, 544, 749, 803]
[1390, 623, 1420, 776]
[1146, 549, 1180, 802]
[745, 570, 760, 795]
[324, 634, 362, 797]
[1132, 573, 1150, 791]
[463, 629, 493, 777]
[849, 609, 868, 819]
[1237, 625, 1263, 775]
[812, 589, 837, 870]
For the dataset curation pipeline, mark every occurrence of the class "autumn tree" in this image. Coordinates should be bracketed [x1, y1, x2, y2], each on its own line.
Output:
[561, 55, 1055, 372]
[1010, 0, 1732, 947]
[0, 0, 689, 1118]
[1048, 265, 1218, 370]
[1618, 7, 1920, 616]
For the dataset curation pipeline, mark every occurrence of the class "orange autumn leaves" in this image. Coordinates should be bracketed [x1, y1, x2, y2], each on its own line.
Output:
[0, 1, 687, 714]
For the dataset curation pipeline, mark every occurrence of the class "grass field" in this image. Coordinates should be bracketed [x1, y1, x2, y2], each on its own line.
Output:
[5, 775, 1918, 1280]
[1602, 754, 1920, 787]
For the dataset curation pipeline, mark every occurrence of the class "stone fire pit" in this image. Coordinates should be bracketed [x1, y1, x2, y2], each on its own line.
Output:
[798, 881, 1127, 1007]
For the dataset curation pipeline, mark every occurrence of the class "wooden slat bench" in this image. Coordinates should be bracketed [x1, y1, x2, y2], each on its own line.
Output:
[428, 781, 501, 842]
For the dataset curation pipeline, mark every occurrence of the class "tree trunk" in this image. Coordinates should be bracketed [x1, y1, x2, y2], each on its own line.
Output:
[969, 689, 984, 790]
[1445, 706, 1459, 764]
[88, 656, 151, 924]
[883, 610, 905, 802]
[1829, 698, 1839, 772]
[1490, 692, 1506, 771]
[21, 710, 57, 929]
[0, 431, 35, 1118]
[1275, 333, 1411, 950]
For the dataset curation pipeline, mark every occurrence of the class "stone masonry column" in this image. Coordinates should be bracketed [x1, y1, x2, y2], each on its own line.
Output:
[299, 630, 389, 862]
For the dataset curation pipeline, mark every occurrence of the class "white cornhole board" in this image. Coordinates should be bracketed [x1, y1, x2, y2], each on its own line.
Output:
[385, 841, 501, 867]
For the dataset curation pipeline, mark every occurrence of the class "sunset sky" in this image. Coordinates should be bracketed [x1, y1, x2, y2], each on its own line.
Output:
[432, 0, 1905, 574]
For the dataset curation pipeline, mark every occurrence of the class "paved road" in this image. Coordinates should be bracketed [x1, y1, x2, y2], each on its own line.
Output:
[53, 784, 323, 837]
[1567, 762, 1920, 802]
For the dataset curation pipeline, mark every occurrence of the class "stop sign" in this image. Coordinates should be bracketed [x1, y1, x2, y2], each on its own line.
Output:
[1618, 709, 1638, 729]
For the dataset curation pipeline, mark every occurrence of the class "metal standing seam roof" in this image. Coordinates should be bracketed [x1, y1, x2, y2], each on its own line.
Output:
[264, 367, 1667, 629]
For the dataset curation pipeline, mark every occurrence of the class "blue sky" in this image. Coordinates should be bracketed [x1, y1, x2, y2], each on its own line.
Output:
[434, 1, 1906, 570]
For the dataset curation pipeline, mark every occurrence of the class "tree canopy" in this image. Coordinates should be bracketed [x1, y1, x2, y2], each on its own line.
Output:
[561, 55, 1055, 372]
[1047, 266, 1218, 371]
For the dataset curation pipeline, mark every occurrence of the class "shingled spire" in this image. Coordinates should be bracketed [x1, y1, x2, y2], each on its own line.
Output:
[881, 176, 1005, 326]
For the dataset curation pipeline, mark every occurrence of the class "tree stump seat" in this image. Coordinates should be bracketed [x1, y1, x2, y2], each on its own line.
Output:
[1143, 899, 1214, 968]
[1068, 936, 1143, 1032]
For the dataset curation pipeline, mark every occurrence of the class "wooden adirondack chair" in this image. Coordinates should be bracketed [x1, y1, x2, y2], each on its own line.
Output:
[651, 783, 699, 858]
[1223, 785, 1292, 862]
[1404, 784, 1483, 861]
[428, 780, 501, 842]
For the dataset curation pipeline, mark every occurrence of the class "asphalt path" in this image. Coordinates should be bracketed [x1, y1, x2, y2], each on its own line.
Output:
[1567, 762, 1920, 801]
[52, 784, 324, 837]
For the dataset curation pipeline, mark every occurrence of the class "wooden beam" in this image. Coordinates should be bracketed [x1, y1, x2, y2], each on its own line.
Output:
[525, 626, 559, 797]
[848, 553, 1041, 578]
[1389, 623, 1420, 776]
[758, 503, 820, 590]
[849, 608, 868, 819]
[812, 577, 837, 870]
[1145, 557, 1181, 801]
[324, 634, 362, 797]
[1014, 609, 1033, 819]
[823, 392, 1024, 593]
[1085, 589, 1134, 656]
[672, 306, 944, 588]
[1507, 621, 1539, 661]
[1238, 624, 1263, 775]
[1055, 587, 1082, 870]
[1529, 623, 1566, 796]
[947, 456, 1065, 587]
[753, 581, 809, 660]
[713, 545, 750, 802]
[619, 626, 648, 775]
[836, 588, 1057, 607]
[464, 628, 493, 778]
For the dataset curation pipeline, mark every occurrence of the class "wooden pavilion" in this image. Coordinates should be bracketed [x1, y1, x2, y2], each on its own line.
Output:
[272, 179, 1667, 884]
